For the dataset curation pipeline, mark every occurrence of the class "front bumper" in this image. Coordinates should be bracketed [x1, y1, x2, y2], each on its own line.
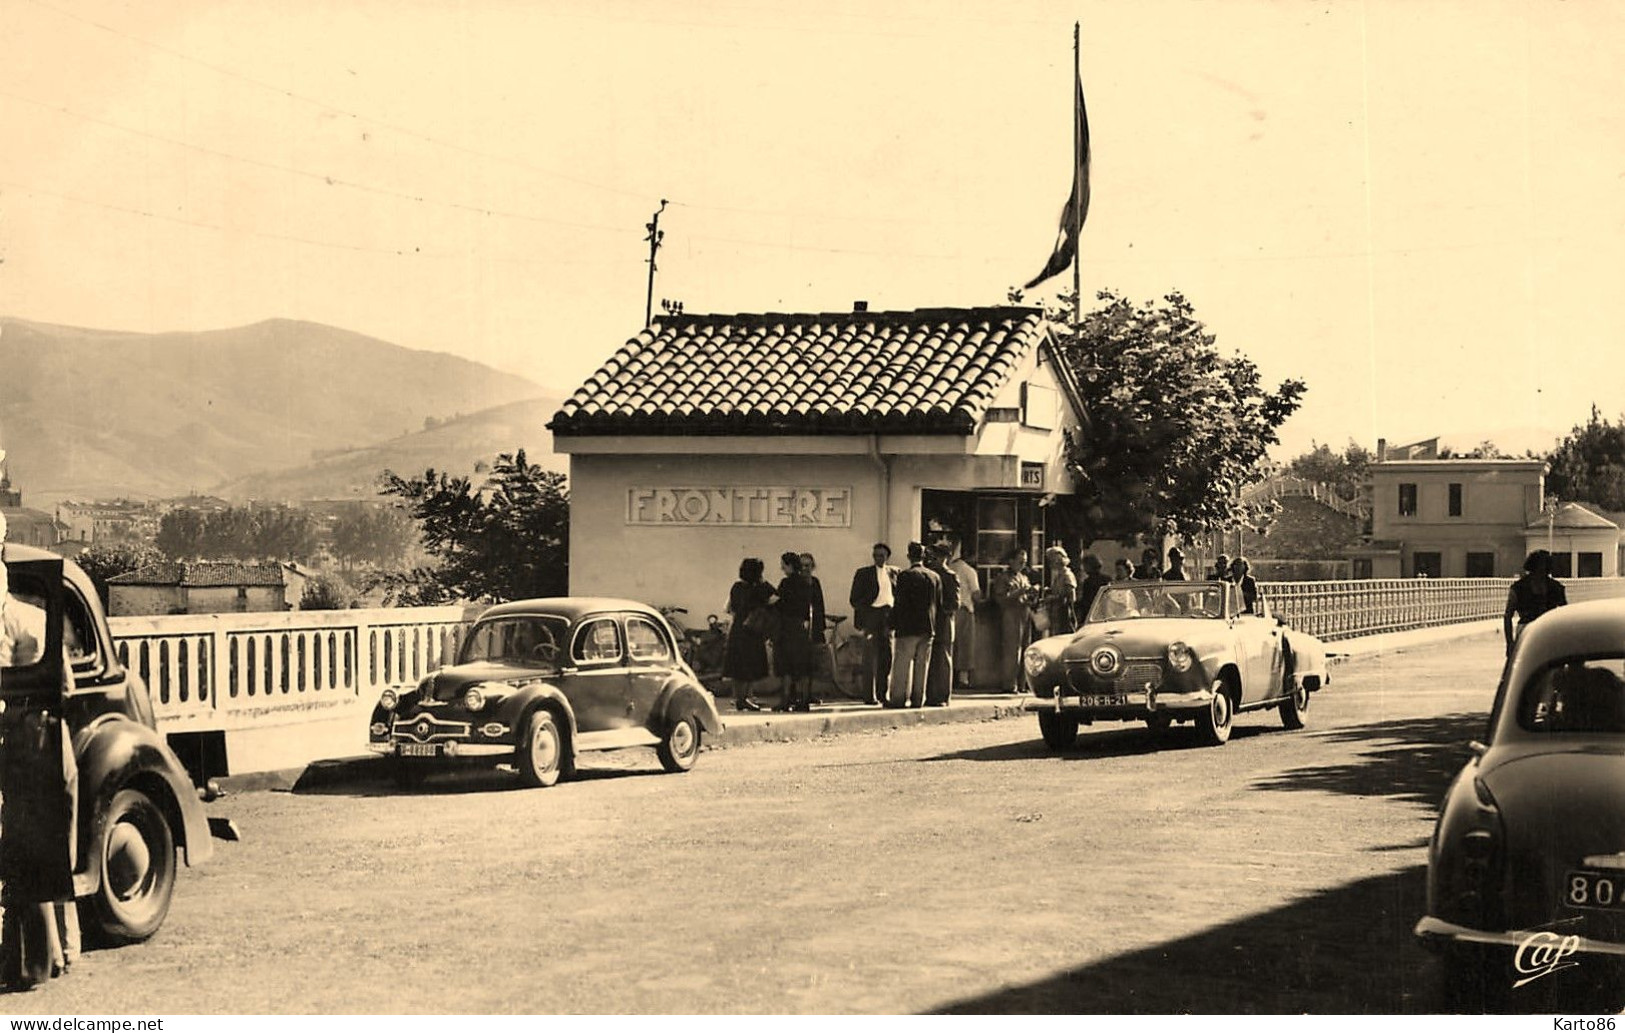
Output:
[1022, 684, 1215, 715]
[1414, 915, 1625, 959]
[369, 708, 516, 758]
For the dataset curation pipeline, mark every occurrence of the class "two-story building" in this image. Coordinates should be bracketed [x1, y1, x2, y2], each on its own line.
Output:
[107, 561, 309, 616]
[548, 305, 1087, 683]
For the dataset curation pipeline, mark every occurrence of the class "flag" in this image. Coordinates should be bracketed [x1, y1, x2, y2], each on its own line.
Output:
[1024, 63, 1091, 290]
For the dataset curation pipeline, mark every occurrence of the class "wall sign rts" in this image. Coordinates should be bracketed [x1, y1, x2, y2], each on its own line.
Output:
[627, 487, 853, 527]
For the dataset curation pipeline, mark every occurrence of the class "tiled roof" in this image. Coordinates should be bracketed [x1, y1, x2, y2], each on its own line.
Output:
[1524, 502, 1620, 532]
[549, 306, 1047, 435]
[108, 561, 290, 588]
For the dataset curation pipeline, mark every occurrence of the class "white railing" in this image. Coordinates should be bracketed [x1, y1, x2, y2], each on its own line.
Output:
[1241, 476, 1368, 520]
[1263, 577, 1625, 642]
[109, 606, 477, 731]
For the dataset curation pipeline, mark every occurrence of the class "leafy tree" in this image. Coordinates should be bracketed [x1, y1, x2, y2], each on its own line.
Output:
[299, 571, 357, 610]
[75, 542, 164, 604]
[1285, 440, 1373, 502]
[200, 507, 259, 560]
[380, 449, 569, 602]
[1438, 439, 1504, 459]
[329, 505, 415, 571]
[1042, 289, 1306, 543]
[155, 508, 208, 559]
[252, 506, 320, 562]
[1546, 407, 1625, 511]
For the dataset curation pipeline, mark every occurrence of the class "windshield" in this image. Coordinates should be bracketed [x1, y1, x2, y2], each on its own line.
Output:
[1517, 656, 1625, 734]
[460, 615, 571, 667]
[1087, 583, 1226, 623]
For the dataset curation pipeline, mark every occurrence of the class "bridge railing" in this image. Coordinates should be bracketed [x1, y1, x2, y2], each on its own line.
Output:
[1262, 577, 1625, 642]
[109, 606, 477, 731]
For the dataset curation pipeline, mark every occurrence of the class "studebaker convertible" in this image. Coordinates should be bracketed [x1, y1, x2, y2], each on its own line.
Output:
[1414, 597, 1625, 1010]
[368, 598, 722, 787]
[1022, 580, 1331, 748]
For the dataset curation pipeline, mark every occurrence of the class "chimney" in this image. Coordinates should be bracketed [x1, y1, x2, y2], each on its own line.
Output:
[853, 301, 868, 313]
[1376, 438, 1387, 463]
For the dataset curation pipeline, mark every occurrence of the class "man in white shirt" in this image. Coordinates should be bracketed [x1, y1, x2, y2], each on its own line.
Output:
[848, 543, 898, 705]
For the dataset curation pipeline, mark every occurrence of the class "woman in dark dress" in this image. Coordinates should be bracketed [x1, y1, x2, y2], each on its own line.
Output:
[798, 552, 828, 704]
[722, 557, 774, 712]
[773, 552, 817, 712]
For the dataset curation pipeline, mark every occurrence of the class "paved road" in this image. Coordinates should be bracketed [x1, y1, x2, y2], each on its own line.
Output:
[9, 630, 1622, 1014]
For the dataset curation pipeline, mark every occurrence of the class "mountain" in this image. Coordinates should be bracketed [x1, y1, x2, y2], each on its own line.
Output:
[216, 396, 568, 501]
[0, 317, 550, 505]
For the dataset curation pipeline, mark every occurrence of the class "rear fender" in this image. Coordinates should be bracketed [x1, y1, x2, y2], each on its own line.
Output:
[73, 718, 213, 896]
[654, 680, 722, 734]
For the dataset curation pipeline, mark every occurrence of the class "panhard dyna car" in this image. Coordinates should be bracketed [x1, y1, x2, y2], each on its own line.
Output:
[1022, 579, 1331, 748]
[1415, 597, 1625, 1008]
[2, 543, 226, 944]
[369, 598, 723, 787]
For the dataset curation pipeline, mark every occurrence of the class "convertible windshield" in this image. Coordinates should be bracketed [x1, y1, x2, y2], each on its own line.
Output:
[1087, 583, 1226, 623]
[460, 615, 571, 666]
[1517, 656, 1625, 734]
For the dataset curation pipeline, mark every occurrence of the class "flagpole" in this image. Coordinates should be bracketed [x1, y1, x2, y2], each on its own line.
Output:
[1072, 21, 1082, 327]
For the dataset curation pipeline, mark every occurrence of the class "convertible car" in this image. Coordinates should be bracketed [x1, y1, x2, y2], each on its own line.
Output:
[368, 598, 722, 787]
[1022, 579, 1330, 748]
[1415, 597, 1625, 1009]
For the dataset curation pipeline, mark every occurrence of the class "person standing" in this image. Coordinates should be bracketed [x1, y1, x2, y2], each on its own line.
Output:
[1209, 553, 1231, 581]
[1134, 547, 1163, 581]
[924, 543, 961, 706]
[990, 548, 1034, 692]
[945, 538, 981, 692]
[1039, 546, 1078, 638]
[1075, 553, 1110, 623]
[1228, 556, 1260, 615]
[1503, 549, 1568, 655]
[1163, 547, 1188, 581]
[721, 558, 775, 712]
[798, 552, 828, 704]
[848, 543, 897, 706]
[887, 542, 940, 708]
[773, 552, 817, 712]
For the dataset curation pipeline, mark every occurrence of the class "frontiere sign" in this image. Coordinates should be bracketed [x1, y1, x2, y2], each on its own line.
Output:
[627, 487, 853, 527]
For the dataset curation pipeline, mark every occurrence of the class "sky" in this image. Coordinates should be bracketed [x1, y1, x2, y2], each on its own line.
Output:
[4, 0, 1624, 460]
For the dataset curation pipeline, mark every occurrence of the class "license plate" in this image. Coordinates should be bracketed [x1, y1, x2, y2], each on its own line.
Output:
[399, 743, 441, 758]
[1566, 870, 1625, 910]
[1080, 694, 1127, 707]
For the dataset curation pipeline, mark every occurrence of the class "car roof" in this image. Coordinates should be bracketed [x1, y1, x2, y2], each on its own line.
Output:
[1511, 597, 1625, 673]
[476, 597, 663, 622]
[1, 542, 65, 566]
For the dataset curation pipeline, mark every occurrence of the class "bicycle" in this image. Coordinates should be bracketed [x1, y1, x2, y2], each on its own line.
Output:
[658, 605, 728, 690]
[814, 613, 869, 699]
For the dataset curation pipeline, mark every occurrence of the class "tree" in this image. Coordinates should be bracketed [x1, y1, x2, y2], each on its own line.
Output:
[252, 506, 320, 562]
[1438, 440, 1504, 459]
[155, 508, 208, 559]
[1286, 440, 1372, 502]
[380, 449, 569, 602]
[1044, 289, 1306, 543]
[1546, 407, 1625, 511]
[329, 505, 415, 571]
[300, 571, 357, 610]
[76, 542, 164, 604]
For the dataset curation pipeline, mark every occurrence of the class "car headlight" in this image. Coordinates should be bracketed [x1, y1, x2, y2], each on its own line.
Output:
[378, 688, 399, 711]
[463, 685, 487, 711]
[1089, 645, 1122, 677]
[1023, 647, 1051, 679]
[1167, 642, 1194, 673]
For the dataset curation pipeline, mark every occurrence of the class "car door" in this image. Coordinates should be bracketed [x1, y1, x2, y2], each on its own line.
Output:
[623, 613, 679, 732]
[1, 550, 68, 707]
[563, 615, 632, 731]
[1233, 593, 1285, 704]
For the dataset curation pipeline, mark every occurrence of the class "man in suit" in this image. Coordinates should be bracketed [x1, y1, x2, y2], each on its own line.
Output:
[887, 542, 941, 709]
[848, 542, 897, 705]
[924, 543, 961, 706]
[945, 536, 981, 692]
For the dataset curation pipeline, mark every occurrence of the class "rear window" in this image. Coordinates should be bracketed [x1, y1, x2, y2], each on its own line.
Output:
[1517, 656, 1625, 734]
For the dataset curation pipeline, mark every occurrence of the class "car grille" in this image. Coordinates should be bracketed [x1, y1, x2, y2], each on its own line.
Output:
[1065, 659, 1164, 692]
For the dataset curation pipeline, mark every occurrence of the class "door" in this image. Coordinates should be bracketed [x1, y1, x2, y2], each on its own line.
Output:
[623, 613, 679, 731]
[1, 550, 68, 704]
[1228, 583, 1280, 704]
[563, 616, 631, 731]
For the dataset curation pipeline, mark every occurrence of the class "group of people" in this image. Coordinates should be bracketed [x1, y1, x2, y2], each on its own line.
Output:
[848, 539, 979, 709]
[720, 551, 828, 713]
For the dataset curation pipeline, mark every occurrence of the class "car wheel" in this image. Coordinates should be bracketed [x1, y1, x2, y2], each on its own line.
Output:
[1144, 713, 1173, 736]
[517, 710, 564, 788]
[86, 788, 176, 946]
[1197, 678, 1234, 746]
[1279, 676, 1310, 730]
[657, 712, 702, 773]
[1037, 711, 1079, 749]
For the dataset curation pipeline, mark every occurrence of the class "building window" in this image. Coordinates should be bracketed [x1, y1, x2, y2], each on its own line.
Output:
[1550, 552, 1573, 578]
[1578, 552, 1603, 578]
[1413, 552, 1442, 578]
[1448, 483, 1463, 517]
[975, 496, 1019, 585]
[1398, 483, 1418, 517]
[1465, 552, 1496, 577]
[1352, 558, 1373, 579]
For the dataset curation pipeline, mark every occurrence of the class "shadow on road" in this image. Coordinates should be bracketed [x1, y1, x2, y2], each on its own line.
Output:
[289, 761, 661, 798]
[1250, 713, 1488, 807]
[922, 722, 1275, 764]
[929, 864, 1624, 1014]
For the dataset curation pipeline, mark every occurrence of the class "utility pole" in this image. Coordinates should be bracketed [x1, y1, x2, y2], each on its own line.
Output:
[644, 199, 667, 329]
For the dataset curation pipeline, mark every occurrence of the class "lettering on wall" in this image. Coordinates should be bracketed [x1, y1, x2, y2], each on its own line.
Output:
[1019, 462, 1046, 490]
[627, 487, 853, 527]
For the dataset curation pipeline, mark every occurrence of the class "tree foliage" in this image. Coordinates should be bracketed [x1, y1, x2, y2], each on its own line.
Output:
[75, 542, 164, 603]
[154, 505, 319, 562]
[300, 571, 357, 611]
[1045, 289, 1306, 543]
[1546, 406, 1625, 511]
[379, 449, 569, 603]
[329, 505, 415, 571]
[1285, 440, 1372, 501]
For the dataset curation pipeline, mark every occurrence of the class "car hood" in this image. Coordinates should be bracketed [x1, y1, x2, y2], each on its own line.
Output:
[1053, 618, 1226, 657]
[423, 660, 556, 699]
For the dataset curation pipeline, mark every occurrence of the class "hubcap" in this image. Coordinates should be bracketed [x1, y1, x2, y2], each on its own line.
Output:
[107, 821, 153, 901]
[1213, 691, 1230, 726]
[532, 722, 559, 771]
[670, 720, 696, 758]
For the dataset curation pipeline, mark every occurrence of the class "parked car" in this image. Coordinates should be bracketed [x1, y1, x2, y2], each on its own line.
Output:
[1, 543, 223, 944]
[1415, 597, 1625, 1007]
[368, 598, 723, 787]
[1021, 579, 1331, 748]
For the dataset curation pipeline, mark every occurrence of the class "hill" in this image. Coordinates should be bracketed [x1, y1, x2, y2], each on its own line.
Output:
[217, 397, 568, 501]
[0, 316, 548, 505]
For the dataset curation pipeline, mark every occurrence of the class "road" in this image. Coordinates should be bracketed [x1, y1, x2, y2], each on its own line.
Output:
[9, 630, 1623, 1014]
